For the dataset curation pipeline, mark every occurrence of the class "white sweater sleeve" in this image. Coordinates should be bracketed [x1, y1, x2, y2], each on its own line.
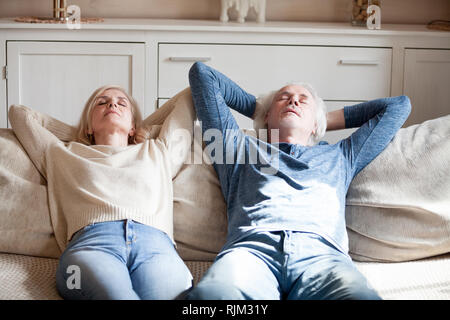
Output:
[158, 88, 195, 179]
[8, 105, 67, 179]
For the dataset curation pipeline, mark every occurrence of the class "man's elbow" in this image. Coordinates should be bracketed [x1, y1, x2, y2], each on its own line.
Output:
[189, 61, 208, 83]
[392, 95, 412, 118]
[399, 95, 412, 117]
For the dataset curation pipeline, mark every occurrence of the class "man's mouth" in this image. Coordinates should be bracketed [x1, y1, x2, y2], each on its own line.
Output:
[282, 107, 301, 117]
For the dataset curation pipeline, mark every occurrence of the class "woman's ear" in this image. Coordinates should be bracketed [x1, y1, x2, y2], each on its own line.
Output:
[129, 127, 136, 137]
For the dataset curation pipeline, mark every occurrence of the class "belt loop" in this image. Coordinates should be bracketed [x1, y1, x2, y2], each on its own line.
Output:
[283, 230, 292, 254]
[125, 219, 133, 244]
[280, 230, 287, 253]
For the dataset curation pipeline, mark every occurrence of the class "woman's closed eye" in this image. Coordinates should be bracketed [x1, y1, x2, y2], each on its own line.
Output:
[96, 100, 127, 107]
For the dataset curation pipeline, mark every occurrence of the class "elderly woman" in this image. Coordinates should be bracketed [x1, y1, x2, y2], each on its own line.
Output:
[9, 85, 194, 300]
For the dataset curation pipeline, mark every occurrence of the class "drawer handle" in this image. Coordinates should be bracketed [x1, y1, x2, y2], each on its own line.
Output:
[339, 59, 379, 65]
[169, 56, 212, 62]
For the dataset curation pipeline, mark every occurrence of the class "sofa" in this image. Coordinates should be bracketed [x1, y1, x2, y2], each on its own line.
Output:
[1, 89, 449, 300]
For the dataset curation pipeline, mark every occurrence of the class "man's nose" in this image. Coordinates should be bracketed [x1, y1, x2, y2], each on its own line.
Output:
[289, 96, 300, 106]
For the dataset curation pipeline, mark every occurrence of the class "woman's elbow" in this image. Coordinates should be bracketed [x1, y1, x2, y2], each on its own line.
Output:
[397, 95, 412, 117]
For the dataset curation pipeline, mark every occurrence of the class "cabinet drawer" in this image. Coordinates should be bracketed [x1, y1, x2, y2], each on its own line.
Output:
[159, 44, 392, 100]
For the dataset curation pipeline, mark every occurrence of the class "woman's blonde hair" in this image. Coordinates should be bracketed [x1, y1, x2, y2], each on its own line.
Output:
[76, 85, 147, 145]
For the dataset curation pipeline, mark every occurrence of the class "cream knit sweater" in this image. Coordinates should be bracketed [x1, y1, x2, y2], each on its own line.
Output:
[9, 91, 195, 251]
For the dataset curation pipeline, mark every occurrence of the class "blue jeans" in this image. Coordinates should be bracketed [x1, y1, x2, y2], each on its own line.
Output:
[186, 231, 381, 300]
[56, 220, 192, 300]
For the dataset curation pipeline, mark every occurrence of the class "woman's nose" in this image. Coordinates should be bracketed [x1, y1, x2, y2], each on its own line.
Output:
[108, 102, 117, 108]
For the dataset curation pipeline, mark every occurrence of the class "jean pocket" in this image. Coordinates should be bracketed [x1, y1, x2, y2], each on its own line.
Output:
[69, 223, 96, 242]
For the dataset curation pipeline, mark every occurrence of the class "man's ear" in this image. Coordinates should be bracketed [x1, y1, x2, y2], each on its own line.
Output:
[312, 121, 317, 135]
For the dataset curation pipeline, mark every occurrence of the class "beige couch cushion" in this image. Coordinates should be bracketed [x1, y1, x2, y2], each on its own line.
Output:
[346, 115, 450, 262]
[173, 124, 228, 261]
[1, 252, 449, 300]
[0, 129, 60, 258]
[0, 252, 214, 299]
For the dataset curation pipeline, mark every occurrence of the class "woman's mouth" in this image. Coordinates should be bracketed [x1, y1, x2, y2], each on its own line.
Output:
[104, 110, 120, 117]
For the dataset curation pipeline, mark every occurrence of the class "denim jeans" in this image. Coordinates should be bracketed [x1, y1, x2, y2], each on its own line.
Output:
[186, 231, 381, 300]
[56, 220, 192, 300]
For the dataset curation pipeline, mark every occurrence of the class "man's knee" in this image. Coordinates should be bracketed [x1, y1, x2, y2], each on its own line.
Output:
[338, 268, 381, 300]
[292, 259, 382, 300]
[186, 280, 247, 300]
[321, 266, 381, 300]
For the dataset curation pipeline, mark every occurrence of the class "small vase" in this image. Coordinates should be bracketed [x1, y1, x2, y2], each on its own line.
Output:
[351, 0, 381, 27]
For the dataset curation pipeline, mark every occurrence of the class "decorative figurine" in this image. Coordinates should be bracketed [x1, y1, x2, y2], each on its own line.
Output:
[220, 0, 266, 23]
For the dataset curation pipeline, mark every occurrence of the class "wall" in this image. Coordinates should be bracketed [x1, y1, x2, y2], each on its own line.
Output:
[0, 0, 449, 24]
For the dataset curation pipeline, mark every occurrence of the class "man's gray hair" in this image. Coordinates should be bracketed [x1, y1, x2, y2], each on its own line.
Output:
[253, 83, 327, 146]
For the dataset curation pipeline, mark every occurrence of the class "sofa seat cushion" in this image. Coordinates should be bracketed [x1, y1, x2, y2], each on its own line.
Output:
[0, 253, 449, 300]
[0, 252, 213, 300]
[0, 253, 61, 300]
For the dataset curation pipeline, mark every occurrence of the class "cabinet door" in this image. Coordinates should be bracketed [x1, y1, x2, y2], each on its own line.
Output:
[403, 49, 450, 126]
[6, 41, 145, 127]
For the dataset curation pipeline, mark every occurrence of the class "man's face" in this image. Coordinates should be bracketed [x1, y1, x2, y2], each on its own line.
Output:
[265, 84, 317, 137]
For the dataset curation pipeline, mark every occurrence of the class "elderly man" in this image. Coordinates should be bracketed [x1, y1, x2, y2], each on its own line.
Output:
[186, 62, 411, 300]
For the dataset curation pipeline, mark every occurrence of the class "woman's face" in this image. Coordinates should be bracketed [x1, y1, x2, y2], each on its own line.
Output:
[89, 88, 135, 138]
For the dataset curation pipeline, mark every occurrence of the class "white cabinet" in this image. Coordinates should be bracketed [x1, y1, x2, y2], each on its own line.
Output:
[159, 44, 392, 101]
[1, 19, 449, 130]
[6, 41, 145, 127]
[403, 49, 450, 127]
